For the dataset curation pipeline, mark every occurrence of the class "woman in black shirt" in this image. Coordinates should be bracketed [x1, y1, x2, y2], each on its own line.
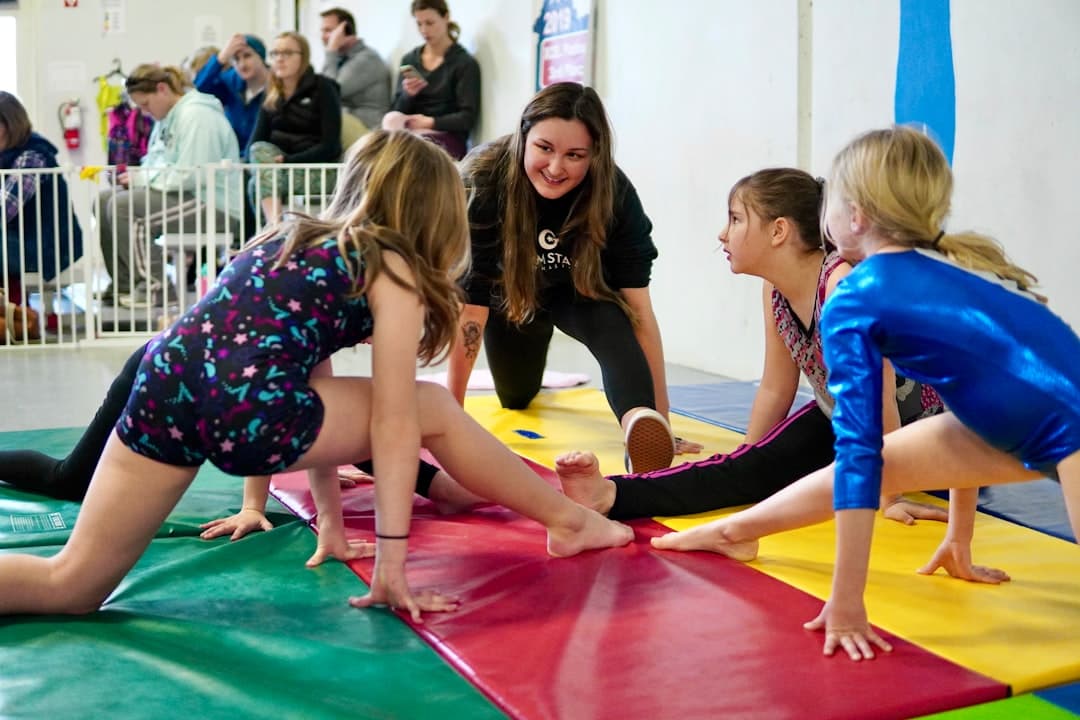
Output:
[381, 0, 480, 160]
[450, 82, 701, 473]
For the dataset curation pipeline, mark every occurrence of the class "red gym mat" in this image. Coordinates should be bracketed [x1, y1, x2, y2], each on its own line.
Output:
[271, 460, 1006, 720]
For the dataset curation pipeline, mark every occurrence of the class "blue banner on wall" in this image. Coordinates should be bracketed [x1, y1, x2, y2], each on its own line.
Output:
[895, 0, 956, 164]
[534, 0, 594, 91]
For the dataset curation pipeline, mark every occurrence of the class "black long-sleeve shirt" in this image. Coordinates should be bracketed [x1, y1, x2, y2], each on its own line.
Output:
[248, 67, 342, 162]
[391, 43, 480, 141]
[464, 161, 658, 308]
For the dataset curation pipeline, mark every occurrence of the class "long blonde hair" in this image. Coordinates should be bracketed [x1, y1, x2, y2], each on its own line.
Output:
[459, 82, 623, 324]
[249, 130, 470, 364]
[264, 32, 311, 109]
[830, 125, 1040, 296]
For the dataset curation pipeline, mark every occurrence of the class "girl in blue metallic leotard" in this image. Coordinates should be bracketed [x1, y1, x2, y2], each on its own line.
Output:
[652, 125, 1080, 661]
[0, 130, 632, 622]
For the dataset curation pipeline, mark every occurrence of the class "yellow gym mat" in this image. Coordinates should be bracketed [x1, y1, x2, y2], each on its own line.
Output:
[467, 388, 1080, 693]
[464, 387, 743, 476]
[657, 495, 1080, 692]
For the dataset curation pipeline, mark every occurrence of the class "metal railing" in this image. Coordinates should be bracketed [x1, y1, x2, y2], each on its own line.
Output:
[1, 161, 340, 350]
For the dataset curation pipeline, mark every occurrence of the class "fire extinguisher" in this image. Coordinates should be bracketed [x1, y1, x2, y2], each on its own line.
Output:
[58, 99, 83, 150]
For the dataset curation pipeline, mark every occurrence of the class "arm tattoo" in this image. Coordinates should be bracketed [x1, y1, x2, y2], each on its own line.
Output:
[462, 321, 482, 360]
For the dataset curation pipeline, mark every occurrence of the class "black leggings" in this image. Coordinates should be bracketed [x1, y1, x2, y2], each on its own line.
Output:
[0, 342, 149, 501]
[0, 342, 441, 500]
[484, 298, 655, 420]
[608, 402, 836, 520]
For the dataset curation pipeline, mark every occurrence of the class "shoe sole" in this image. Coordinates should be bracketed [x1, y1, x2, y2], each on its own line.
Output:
[625, 410, 675, 474]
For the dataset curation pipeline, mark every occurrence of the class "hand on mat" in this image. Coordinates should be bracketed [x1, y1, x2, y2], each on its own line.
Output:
[349, 557, 460, 622]
[337, 465, 374, 487]
[881, 493, 949, 525]
[305, 531, 376, 568]
[199, 508, 273, 541]
[674, 437, 704, 455]
[918, 539, 1010, 584]
[804, 598, 892, 661]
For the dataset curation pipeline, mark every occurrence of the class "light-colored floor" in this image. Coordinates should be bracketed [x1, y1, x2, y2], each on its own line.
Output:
[0, 333, 727, 433]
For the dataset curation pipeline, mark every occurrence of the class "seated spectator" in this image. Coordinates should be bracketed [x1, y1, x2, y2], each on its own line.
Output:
[248, 31, 342, 224]
[99, 64, 240, 307]
[183, 46, 220, 85]
[194, 34, 269, 154]
[0, 91, 83, 307]
[319, 7, 391, 133]
[382, 0, 480, 160]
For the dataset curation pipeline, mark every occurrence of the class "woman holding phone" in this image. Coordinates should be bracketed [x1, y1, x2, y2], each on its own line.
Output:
[381, 0, 480, 160]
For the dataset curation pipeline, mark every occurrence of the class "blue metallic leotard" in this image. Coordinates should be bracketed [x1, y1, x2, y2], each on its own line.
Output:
[821, 249, 1080, 510]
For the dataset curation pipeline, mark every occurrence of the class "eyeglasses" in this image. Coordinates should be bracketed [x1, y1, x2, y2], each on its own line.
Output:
[268, 49, 301, 59]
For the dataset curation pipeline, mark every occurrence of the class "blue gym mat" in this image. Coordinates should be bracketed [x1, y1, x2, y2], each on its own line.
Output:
[1039, 681, 1080, 715]
[668, 382, 1075, 541]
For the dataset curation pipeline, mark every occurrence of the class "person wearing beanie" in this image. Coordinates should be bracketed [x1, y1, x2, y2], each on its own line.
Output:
[194, 32, 270, 155]
[319, 7, 391, 133]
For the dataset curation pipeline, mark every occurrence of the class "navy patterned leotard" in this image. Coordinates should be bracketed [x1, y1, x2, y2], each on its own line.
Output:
[116, 235, 374, 475]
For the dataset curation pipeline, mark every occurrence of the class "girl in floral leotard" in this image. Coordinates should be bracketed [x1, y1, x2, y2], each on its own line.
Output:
[0, 130, 632, 623]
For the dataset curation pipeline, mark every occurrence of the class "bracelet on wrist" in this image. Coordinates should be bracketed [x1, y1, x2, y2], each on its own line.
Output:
[375, 532, 409, 540]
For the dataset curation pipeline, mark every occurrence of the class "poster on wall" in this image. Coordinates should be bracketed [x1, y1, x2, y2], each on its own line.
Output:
[533, 0, 595, 91]
[102, 0, 125, 35]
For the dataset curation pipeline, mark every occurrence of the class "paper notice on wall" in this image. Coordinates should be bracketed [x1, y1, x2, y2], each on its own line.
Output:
[102, 0, 125, 35]
[46, 62, 87, 94]
[194, 16, 223, 47]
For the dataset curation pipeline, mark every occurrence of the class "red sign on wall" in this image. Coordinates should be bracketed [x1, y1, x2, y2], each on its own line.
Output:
[539, 31, 589, 86]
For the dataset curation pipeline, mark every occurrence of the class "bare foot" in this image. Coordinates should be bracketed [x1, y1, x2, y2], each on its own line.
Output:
[547, 506, 634, 557]
[428, 470, 486, 515]
[555, 451, 615, 515]
[650, 522, 759, 562]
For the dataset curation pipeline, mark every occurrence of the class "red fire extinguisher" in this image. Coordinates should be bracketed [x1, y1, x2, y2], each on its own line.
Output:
[58, 99, 83, 150]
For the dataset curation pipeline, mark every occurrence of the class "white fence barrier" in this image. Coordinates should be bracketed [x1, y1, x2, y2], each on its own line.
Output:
[1, 161, 340, 349]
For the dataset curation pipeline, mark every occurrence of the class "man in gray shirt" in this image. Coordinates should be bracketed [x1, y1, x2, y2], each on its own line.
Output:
[319, 7, 391, 131]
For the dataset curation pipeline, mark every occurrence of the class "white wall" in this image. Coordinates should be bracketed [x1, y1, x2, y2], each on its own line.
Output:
[10, 0, 1080, 379]
[6, 0, 261, 168]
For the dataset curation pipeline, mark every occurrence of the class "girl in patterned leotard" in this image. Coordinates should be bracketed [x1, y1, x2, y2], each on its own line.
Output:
[555, 169, 945, 525]
[0, 130, 632, 622]
[653, 126, 1080, 662]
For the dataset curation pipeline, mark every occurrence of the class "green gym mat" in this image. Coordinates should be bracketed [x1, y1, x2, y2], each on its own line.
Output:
[917, 693, 1080, 719]
[0, 428, 505, 720]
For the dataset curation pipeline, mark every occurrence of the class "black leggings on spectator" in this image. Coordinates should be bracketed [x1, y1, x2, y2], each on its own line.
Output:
[483, 298, 655, 420]
[0, 343, 440, 501]
[607, 402, 836, 520]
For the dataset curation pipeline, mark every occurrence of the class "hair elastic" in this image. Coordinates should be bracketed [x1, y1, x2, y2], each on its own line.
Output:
[932, 230, 945, 247]
[375, 532, 410, 540]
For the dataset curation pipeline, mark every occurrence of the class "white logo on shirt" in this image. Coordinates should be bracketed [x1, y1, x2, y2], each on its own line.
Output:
[538, 228, 559, 250]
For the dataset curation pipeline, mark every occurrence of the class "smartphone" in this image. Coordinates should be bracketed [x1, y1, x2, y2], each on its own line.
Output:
[400, 64, 422, 80]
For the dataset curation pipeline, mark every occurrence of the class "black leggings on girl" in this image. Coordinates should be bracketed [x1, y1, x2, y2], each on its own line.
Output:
[607, 402, 836, 520]
[0, 342, 441, 501]
[0, 342, 149, 501]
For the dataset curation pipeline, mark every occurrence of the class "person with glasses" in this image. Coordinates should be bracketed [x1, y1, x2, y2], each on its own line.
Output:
[248, 32, 342, 224]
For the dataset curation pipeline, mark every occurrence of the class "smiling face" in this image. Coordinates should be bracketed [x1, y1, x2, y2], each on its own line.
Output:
[523, 118, 592, 200]
[414, 8, 451, 45]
